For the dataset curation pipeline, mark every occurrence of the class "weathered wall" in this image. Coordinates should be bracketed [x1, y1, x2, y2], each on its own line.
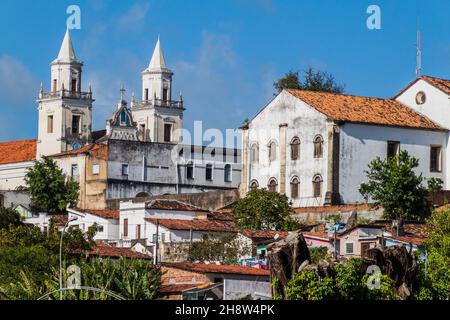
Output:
[0, 190, 31, 209]
[293, 204, 384, 224]
[244, 91, 329, 207]
[339, 123, 447, 203]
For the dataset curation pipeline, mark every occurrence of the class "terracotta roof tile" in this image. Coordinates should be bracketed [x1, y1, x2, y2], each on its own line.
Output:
[144, 218, 236, 232]
[162, 262, 270, 276]
[287, 89, 444, 131]
[0, 139, 36, 165]
[146, 199, 209, 212]
[50, 214, 69, 226]
[239, 229, 289, 241]
[90, 242, 151, 259]
[51, 143, 107, 159]
[74, 208, 119, 219]
[293, 203, 371, 214]
[159, 284, 196, 294]
[420, 75, 450, 96]
[370, 221, 430, 246]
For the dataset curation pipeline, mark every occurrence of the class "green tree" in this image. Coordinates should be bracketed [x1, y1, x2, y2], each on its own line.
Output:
[0, 257, 162, 300]
[233, 189, 299, 231]
[179, 233, 251, 264]
[0, 207, 22, 229]
[274, 67, 345, 94]
[24, 157, 79, 213]
[414, 208, 450, 300]
[359, 150, 440, 221]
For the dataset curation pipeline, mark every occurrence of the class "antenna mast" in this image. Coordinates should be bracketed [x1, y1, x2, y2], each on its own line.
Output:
[416, 30, 422, 77]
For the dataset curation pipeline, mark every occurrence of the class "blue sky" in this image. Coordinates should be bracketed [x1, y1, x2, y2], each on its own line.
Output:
[1, 0, 450, 145]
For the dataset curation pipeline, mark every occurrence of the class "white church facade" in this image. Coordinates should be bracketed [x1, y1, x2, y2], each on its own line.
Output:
[240, 81, 450, 207]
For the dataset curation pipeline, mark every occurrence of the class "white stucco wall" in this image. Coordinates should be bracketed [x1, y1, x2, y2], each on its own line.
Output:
[68, 210, 119, 241]
[339, 123, 447, 203]
[0, 161, 34, 190]
[245, 91, 329, 207]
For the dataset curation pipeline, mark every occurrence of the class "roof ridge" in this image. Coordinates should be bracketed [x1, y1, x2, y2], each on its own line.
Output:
[286, 88, 397, 101]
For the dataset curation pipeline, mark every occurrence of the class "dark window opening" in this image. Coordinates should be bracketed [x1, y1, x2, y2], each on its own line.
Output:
[187, 162, 194, 179]
[71, 79, 77, 93]
[313, 175, 322, 198]
[291, 177, 300, 199]
[430, 146, 442, 172]
[224, 164, 232, 182]
[206, 164, 213, 181]
[387, 141, 400, 158]
[291, 137, 300, 160]
[268, 178, 277, 192]
[164, 124, 172, 142]
[47, 115, 53, 133]
[313, 135, 323, 158]
[71, 115, 81, 134]
[163, 88, 169, 101]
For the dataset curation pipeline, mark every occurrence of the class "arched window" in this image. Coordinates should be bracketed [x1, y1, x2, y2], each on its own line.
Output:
[268, 141, 277, 162]
[268, 178, 278, 193]
[206, 164, 213, 181]
[186, 162, 194, 179]
[312, 175, 323, 198]
[224, 164, 232, 182]
[249, 180, 259, 191]
[250, 144, 259, 163]
[291, 137, 300, 160]
[313, 135, 324, 158]
[290, 176, 300, 199]
[120, 111, 127, 125]
[136, 192, 150, 198]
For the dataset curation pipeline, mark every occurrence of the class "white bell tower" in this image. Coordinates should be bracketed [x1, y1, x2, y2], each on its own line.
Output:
[37, 29, 94, 158]
[132, 36, 184, 144]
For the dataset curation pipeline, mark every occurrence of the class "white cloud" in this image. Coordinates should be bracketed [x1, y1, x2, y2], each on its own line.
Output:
[0, 55, 38, 107]
[116, 2, 151, 31]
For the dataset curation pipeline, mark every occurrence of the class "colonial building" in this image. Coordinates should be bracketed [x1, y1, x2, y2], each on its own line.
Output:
[19, 30, 239, 210]
[240, 83, 449, 207]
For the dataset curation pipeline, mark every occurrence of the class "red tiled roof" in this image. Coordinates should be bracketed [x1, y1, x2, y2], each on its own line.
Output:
[287, 89, 444, 131]
[92, 129, 107, 142]
[51, 143, 107, 159]
[370, 221, 430, 246]
[162, 262, 270, 276]
[50, 214, 69, 226]
[144, 218, 236, 232]
[239, 229, 289, 241]
[146, 199, 209, 212]
[293, 203, 371, 214]
[302, 231, 330, 240]
[208, 210, 234, 221]
[73, 208, 119, 219]
[0, 139, 36, 165]
[90, 242, 151, 259]
[159, 284, 196, 294]
[420, 75, 450, 96]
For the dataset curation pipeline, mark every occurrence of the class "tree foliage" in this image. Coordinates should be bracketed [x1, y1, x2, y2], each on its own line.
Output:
[0, 207, 22, 230]
[274, 67, 345, 94]
[24, 157, 79, 213]
[233, 189, 299, 231]
[285, 259, 397, 300]
[177, 233, 251, 264]
[0, 257, 162, 300]
[359, 150, 441, 221]
[414, 209, 450, 300]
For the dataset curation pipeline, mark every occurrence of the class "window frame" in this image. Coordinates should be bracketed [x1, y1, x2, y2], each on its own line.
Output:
[387, 140, 400, 158]
[47, 115, 54, 134]
[121, 164, 129, 177]
[224, 164, 232, 183]
[312, 174, 323, 198]
[430, 145, 442, 172]
[205, 163, 213, 181]
[290, 176, 300, 199]
[123, 218, 129, 237]
[313, 135, 324, 158]
[92, 164, 100, 175]
[164, 123, 172, 142]
[249, 180, 259, 191]
[345, 241, 355, 254]
[186, 162, 194, 180]
[290, 137, 301, 160]
[268, 141, 277, 162]
[268, 178, 278, 193]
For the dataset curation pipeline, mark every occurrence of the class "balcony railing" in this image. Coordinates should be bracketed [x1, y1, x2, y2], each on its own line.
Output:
[39, 89, 93, 100]
[133, 98, 184, 109]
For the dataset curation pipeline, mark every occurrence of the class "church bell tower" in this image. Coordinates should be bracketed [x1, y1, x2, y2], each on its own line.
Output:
[37, 29, 94, 158]
[131, 36, 184, 144]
